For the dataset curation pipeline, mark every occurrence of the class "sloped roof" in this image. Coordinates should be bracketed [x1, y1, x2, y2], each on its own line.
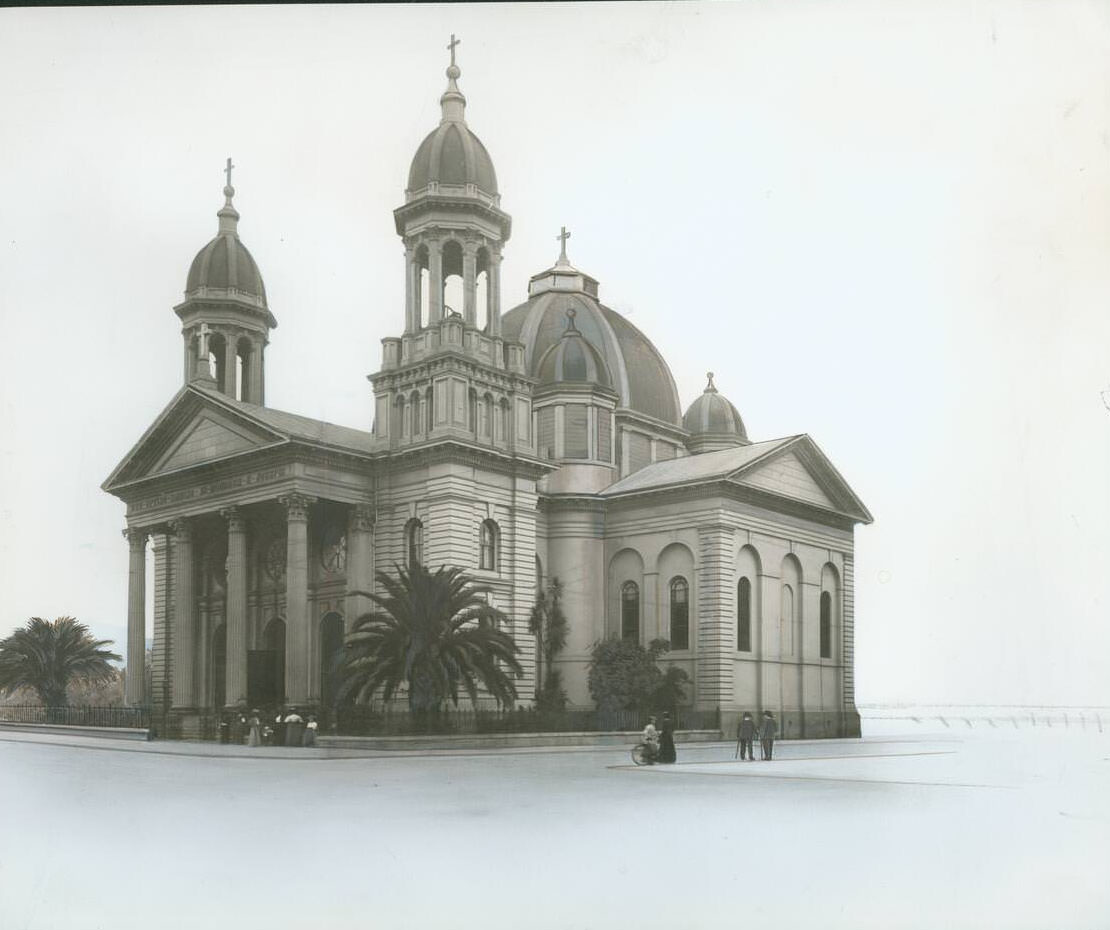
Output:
[600, 434, 873, 524]
[602, 438, 795, 496]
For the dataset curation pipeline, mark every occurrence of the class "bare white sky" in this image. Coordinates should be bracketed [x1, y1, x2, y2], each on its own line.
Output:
[1, 1, 1108, 705]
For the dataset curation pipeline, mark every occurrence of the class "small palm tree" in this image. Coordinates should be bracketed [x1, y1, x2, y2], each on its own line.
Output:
[0, 617, 121, 707]
[339, 563, 523, 715]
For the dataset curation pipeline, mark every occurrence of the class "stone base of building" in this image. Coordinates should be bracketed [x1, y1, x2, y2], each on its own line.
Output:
[715, 707, 862, 741]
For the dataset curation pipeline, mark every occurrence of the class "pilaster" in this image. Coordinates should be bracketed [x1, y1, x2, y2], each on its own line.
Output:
[695, 522, 734, 710]
[346, 504, 375, 624]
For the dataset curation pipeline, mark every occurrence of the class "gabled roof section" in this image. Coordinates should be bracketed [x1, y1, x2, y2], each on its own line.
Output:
[102, 385, 378, 494]
[600, 435, 873, 524]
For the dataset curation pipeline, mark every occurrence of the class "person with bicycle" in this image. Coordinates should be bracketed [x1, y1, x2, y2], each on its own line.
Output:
[640, 715, 660, 764]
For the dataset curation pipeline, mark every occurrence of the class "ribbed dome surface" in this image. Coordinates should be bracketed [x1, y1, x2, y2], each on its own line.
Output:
[535, 312, 614, 390]
[185, 234, 267, 307]
[407, 122, 498, 195]
[503, 290, 682, 425]
[683, 375, 748, 451]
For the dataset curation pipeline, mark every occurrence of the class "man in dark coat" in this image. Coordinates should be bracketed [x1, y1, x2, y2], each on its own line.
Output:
[658, 712, 676, 763]
[760, 711, 777, 760]
[736, 712, 757, 761]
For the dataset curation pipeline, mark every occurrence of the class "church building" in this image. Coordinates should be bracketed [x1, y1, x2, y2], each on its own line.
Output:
[103, 44, 872, 739]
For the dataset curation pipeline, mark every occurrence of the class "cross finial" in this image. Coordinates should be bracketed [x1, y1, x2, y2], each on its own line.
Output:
[448, 34, 461, 67]
[556, 226, 571, 262]
[224, 157, 235, 190]
[706, 371, 717, 392]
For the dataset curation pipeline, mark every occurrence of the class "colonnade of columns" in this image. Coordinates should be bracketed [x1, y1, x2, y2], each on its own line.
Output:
[123, 497, 375, 711]
[404, 238, 502, 336]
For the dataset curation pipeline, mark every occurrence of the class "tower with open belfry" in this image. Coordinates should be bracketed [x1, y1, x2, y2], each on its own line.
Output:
[104, 40, 872, 740]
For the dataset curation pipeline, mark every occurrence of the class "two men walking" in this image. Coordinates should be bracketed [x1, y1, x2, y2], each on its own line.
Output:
[735, 710, 776, 761]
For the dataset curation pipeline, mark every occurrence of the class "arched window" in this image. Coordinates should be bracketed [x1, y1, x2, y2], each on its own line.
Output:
[669, 577, 689, 650]
[405, 519, 423, 568]
[398, 396, 408, 440]
[479, 520, 499, 571]
[780, 583, 795, 656]
[621, 581, 640, 642]
[425, 387, 434, 433]
[410, 391, 422, 437]
[820, 591, 832, 659]
[737, 577, 752, 652]
[468, 388, 479, 434]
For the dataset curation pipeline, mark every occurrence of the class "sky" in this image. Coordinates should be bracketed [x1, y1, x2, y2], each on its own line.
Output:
[1, 1, 1108, 706]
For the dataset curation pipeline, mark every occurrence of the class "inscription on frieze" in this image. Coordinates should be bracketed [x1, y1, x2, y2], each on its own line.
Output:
[130, 466, 288, 514]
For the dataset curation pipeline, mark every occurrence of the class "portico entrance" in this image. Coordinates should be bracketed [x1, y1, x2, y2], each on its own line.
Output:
[248, 618, 286, 707]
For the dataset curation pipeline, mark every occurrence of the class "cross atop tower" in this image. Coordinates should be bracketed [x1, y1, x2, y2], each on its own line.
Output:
[224, 157, 235, 190]
[447, 34, 461, 67]
[557, 225, 571, 262]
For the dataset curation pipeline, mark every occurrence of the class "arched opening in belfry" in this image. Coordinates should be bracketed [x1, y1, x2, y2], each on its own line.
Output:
[442, 239, 464, 320]
[415, 244, 430, 329]
[208, 332, 227, 387]
[476, 247, 490, 332]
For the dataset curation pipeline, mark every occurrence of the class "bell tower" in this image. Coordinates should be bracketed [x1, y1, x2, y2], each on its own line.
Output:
[371, 39, 531, 454]
[175, 159, 277, 405]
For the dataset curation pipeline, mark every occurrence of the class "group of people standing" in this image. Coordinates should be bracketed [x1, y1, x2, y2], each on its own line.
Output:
[735, 710, 777, 760]
[235, 708, 319, 748]
[640, 712, 677, 764]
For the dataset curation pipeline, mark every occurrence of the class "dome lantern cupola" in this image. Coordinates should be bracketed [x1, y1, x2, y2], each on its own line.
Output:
[683, 372, 749, 454]
[175, 159, 276, 405]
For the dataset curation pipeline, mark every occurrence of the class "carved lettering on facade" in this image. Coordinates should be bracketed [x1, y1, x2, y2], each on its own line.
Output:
[130, 466, 289, 514]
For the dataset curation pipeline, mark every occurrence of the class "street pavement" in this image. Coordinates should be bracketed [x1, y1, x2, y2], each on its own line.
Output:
[0, 724, 1106, 930]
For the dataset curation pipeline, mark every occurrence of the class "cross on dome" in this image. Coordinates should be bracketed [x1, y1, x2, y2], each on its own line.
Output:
[705, 371, 717, 392]
[448, 33, 461, 68]
[556, 226, 571, 263]
[224, 157, 235, 191]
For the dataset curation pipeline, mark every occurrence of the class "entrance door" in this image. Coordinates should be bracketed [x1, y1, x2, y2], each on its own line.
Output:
[247, 650, 279, 707]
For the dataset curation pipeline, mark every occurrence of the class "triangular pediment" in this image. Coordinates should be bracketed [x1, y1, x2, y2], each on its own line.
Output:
[103, 386, 287, 492]
[728, 437, 873, 523]
[733, 449, 835, 508]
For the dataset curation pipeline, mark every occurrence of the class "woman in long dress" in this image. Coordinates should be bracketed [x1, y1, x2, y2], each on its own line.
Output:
[658, 712, 677, 763]
[247, 710, 262, 748]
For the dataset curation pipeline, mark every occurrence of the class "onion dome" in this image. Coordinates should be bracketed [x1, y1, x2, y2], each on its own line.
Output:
[182, 168, 273, 322]
[683, 372, 749, 454]
[406, 38, 498, 198]
[535, 309, 615, 391]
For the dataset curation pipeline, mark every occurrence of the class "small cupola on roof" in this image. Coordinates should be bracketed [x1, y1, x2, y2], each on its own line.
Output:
[528, 227, 600, 299]
[175, 159, 275, 405]
[536, 309, 615, 392]
[683, 372, 749, 454]
[405, 34, 499, 203]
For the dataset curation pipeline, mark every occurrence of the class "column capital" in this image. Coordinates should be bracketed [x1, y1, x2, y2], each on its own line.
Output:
[279, 493, 315, 522]
[220, 506, 247, 533]
[122, 527, 148, 549]
[169, 517, 193, 541]
[349, 504, 375, 534]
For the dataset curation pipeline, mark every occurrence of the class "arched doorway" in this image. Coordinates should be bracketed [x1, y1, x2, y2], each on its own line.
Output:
[319, 613, 344, 712]
[211, 625, 227, 710]
[248, 617, 286, 708]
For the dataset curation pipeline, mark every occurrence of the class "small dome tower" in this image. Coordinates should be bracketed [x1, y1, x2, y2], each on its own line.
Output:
[175, 159, 276, 404]
[683, 372, 749, 454]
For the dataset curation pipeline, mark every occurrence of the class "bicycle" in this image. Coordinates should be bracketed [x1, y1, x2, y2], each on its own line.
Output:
[631, 740, 659, 765]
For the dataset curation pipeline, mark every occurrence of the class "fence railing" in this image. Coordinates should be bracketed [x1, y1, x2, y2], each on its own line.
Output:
[333, 705, 721, 737]
[0, 704, 152, 729]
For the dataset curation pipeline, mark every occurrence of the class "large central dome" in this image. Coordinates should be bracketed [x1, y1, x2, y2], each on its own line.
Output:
[502, 254, 682, 426]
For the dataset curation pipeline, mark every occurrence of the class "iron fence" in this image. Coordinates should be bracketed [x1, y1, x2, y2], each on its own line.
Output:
[0, 704, 152, 729]
[334, 705, 721, 737]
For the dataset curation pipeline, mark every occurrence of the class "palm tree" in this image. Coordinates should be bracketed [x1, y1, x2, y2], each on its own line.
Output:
[0, 617, 121, 707]
[338, 563, 523, 716]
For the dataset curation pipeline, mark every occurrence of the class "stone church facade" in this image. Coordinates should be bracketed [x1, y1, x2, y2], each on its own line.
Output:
[104, 47, 872, 738]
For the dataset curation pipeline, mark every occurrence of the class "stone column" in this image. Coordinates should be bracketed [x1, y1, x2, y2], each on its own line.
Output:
[170, 518, 197, 709]
[124, 528, 147, 706]
[345, 504, 375, 625]
[403, 245, 416, 333]
[281, 493, 314, 705]
[222, 506, 249, 708]
[462, 243, 477, 327]
[488, 252, 502, 336]
[429, 240, 444, 324]
[223, 334, 238, 399]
